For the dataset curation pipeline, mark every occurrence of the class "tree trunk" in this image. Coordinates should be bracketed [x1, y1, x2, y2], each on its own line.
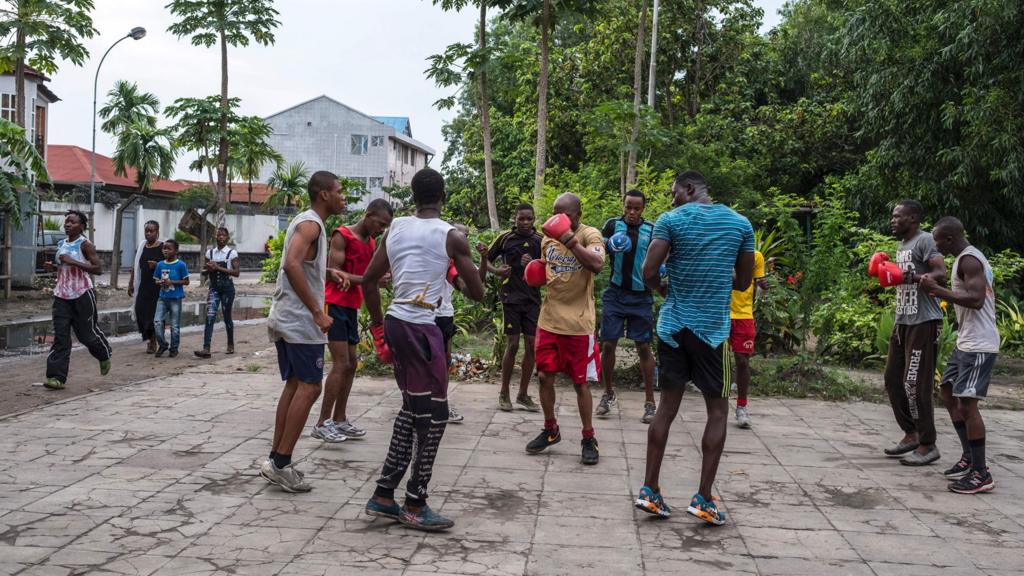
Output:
[479, 2, 499, 230]
[215, 28, 230, 228]
[648, 0, 659, 109]
[110, 195, 141, 289]
[248, 178, 253, 207]
[13, 28, 27, 129]
[688, 2, 705, 119]
[533, 0, 551, 201]
[626, 0, 648, 188]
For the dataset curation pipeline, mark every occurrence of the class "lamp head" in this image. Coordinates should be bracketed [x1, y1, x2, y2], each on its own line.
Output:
[129, 27, 146, 40]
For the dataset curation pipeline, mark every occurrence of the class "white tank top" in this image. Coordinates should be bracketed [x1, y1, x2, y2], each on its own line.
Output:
[386, 216, 453, 325]
[953, 246, 999, 353]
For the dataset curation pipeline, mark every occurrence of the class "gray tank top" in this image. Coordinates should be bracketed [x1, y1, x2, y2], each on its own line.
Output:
[952, 246, 999, 353]
[267, 210, 328, 344]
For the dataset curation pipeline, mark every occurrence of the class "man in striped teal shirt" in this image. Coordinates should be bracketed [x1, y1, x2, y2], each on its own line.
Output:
[633, 170, 755, 527]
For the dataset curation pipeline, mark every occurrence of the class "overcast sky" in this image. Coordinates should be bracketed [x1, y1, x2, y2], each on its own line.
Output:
[46, 0, 787, 180]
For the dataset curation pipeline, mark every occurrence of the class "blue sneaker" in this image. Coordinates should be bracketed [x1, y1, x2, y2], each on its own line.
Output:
[686, 493, 726, 526]
[398, 505, 454, 532]
[635, 485, 671, 518]
[365, 498, 401, 521]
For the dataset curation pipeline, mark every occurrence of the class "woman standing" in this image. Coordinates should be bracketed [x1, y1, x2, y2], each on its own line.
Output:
[128, 221, 164, 353]
[194, 226, 239, 358]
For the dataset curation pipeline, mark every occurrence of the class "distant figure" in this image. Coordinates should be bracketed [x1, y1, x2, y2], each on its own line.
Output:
[264, 235, 274, 256]
[195, 227, 240, 358]
[152, 239, 190, 358]
[128, 220, 163, 354]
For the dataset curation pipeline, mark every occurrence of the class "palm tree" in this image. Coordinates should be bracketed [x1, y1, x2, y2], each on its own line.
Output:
[109, 122, 176, 288]
[265, 161, 309, 209]
[231, 116, 282, 206]
[97, 80, 159, 135]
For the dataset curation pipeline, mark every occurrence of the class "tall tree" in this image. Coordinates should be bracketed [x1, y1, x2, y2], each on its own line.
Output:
[265, 161, 309, 210]
[647, 0, 658, 108]
[625, 0, 648, 188]
[532, 0, 550, 200]
[166, 0, 279, 225]
[97, 80, 159, 135]
[230, 115, 281, 206]
[0, 117, 48, 297]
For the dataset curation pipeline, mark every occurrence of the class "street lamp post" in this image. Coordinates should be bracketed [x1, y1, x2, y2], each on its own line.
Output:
[88, 26, 146, 245]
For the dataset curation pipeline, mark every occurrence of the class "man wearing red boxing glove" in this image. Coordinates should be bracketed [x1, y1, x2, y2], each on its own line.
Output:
[525, 193, 606, 465]
[360, 168, 484, 532]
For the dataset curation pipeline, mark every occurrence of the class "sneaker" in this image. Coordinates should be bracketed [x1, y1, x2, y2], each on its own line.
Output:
[595, 392, 616, 416]
[900, 446, 940, 466]
[311, 422, 347, 443]
[516, 395, 541, 412]
[635, 485, 671, 518]
[99, 359, 111, 376]
[581, 437, 599, 465]
[365, 498, 402, 520]
[259, 459, 312, 493]
[883, 439, 919, 457]
[948, 469, 995, 494]
[155, 344, 168, 358]
[168, 350, 178, 358]
[642, 402, 657, 424]
[526, 427, 561, 454]
[44, 377, 65, 390]
[943, 455, 972, 480]
[446, 406, 464, 424]
[332, 419, 367, 439]
[498, 393, 513, 412]
[398, 504, 454, 532]
[686, 493, 726, 526]
[263, 457, 303, 480]
[735, 406, 751, 429]
[193, 349, 212, 359]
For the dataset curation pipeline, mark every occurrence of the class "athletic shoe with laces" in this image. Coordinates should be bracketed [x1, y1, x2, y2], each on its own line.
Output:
[735, 406, 751, 428]
[445, 406, 465, 424]
[516, 395, 540, 412]
[332, 419, 366, 439]
[595, 392, 616, 416]
[635, 485, 671, 518]
[642, 402, 657, 424]
[365, 498, 401, 520]
[263, 457, 303, 480]
[526, 427, 561, 454]
[943, 455, 972, 480]
[44, 377, 65, 390]
[498, 393, 513, 412]
[948, 468, 995, 494]
[581, 437, 599, 465]
[311, 422, 347, 443]
[398, 504, 454, 531]
[99, 359, 111, 376]
[687, 493, 726, 526]
[259, 459, 312, 493]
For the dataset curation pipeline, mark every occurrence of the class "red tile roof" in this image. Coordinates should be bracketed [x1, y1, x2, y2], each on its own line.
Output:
[47, 145, 188, 194]
[179, 180, 276, 204]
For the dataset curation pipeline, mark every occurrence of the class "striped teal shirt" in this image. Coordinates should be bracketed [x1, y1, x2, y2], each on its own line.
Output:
[654, 203, 754, 348]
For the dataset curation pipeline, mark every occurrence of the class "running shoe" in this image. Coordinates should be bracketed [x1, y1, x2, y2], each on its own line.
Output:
[900, 446, 940, 466]
[516, 395, 541, 412]
[943, 455, 972, 480]
[99, 359, 111, 376]
[155, 344, 168, 358]
[44, 377, 64, 390]
[446, 406, 465, 424]
[263, 457, 303, 480]
[883, 439, 919, 457]
[311, 422, 347, 443]
[581, 437, 599, 465]
[365, 498, 401, 520]
[498, 393, 513, 412]
[595, 392, 616, 416]
[169, 350, 179, 358]
[642, 402, 657, 424]
[259, 460, 312, 493]
[399, 505, 455, 531]
[735, 406, 751, 429]
[526, 427, 561, 454]
[332, 419, 366, 438]
[948, 469, 995, 494]
[686, 493, 726, 526]
[635, 485, 671, 518]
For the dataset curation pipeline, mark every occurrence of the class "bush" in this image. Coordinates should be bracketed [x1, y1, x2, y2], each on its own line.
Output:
[755, 273, 805, 353]
[259, 229, 286, 283]
[174, 230, 197, 245]
[752, 353, 883, 402]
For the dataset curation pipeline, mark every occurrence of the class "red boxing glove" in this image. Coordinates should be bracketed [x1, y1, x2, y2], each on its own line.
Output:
[524, 258, 547, 287]
[446, 260, 458, 285]
[542, 213, 574, 245]
[868, 252, 889, 277]
[877, 261, 904, 287]
[370, 323, 393, 365]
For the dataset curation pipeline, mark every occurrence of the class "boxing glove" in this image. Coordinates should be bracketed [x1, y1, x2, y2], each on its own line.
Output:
[524, 258, 548, 287]
[370, 323, 393, 365]
[446, 260, 458, 285]
[868, 252, 889, 277]
[542, 213, 574, 246]
[607, 232, 632, 253]
[877, 261, 905, 287]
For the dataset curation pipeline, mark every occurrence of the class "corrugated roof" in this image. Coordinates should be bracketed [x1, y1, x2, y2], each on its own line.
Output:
[372, 116, 411, 137]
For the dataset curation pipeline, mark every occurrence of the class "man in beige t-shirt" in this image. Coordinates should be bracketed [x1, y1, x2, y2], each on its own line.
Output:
[526, 193, 606, 465]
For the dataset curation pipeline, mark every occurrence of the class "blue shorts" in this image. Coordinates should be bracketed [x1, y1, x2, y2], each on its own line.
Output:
[275, 340, 325, 384]
[599, 285, 654, 343]
[327, 304, 360, 344]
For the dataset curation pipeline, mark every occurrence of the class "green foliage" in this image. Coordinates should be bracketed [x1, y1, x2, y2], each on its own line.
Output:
[259, 229, 286, 283]
[0, 0, 97, 76]
[174, 229, 197, 244]
[230, 115, 282, 203]
[997, 300, 1024, 357]
[0, 118, 49, 228]
[751, 353, 883, 402]
[42, 216, 60, 230]
[112, 122, 177, 194]
[264, 161, 309, 209]
[176, 184, 215, 211]
[166, 0, 279, 49]
[98, 80, 159, 135]
[754, 274, 805, 353]
[165, 96, 240, 176]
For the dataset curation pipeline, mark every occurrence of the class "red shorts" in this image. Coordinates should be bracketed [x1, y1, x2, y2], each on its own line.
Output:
[730, 319, 756, 356]
[534, 327, 600, 385]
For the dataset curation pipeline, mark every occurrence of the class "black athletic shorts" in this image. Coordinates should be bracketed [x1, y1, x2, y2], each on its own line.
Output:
[327, 304, 360, 344]
[435, 315, 458, 345]
[656, 328, 731, 398]
[502, 302, 539, 336]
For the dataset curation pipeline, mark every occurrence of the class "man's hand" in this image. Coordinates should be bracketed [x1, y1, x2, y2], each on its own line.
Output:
[58, 254, 74, 265]
[328, 269, 351, 291]
[520, 253, 532, 267]
[314, 309, 334, 333]
[919, 274, 939, 296]
[475, 242, 488, 257]
[495, 265, 512, 278]
[160, 278, 172, 288]
[42, 261, 56, 272]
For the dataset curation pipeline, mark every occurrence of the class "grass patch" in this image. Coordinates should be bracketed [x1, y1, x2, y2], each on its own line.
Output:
[246, 363, 262, 372]
[752, 353, 884, 402]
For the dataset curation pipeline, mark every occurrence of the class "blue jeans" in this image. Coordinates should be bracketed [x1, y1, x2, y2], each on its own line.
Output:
[202, 285, 235, 349]
[154, 297, 182, 351]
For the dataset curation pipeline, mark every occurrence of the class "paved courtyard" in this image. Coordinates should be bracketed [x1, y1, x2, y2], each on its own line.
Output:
[2, 350, 1023, 575]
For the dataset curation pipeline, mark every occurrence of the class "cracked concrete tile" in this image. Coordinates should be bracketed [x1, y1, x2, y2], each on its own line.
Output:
[455, 467, 543, 492]
[754, 557, 874, 576]
[23, 487, 153, 519]
[0, 511, 104, 547]
[740, 527, 860, 561]
[843, 532, 973, 567]
[533, 515, 639, 548]
[221, 496, 343, 529]
[66, 515, 205, 556]
[408, 539, 529, 575]
[151, 556, 287, 575]
[818, 506, 935, 536]
[527, 543, 641, 576]
[291, 529, 423, 569]
[181, 524, 318, 561]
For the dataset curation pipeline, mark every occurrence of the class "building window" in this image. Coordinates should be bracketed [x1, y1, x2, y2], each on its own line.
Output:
[350, 134, 368, 155]
[403, 146, 411, 165]
[1, 93, 15, 122]
[371, 135, 385, 147]
[369, 177, 383, 189]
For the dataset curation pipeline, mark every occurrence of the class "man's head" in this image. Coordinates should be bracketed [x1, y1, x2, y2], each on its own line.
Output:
[144, 220, 160, 243]
[671, 171, 710, 207]
[514, 203, 536, 235]
[623, 189, 645, 225]
[411, 168, 446, 208]
[363, 198, 395, 236]
[932, 216, 967, 256]
[552, 193, 582, 230]
[308, 171, 345, 215]
[64, 210, 87, 237]
[162, 238, 179, 260]
[891, 199, 924, 239]
[215, 226, 229, 247]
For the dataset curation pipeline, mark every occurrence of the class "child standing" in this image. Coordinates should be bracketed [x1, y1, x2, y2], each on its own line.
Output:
[153, 239, 190, 357]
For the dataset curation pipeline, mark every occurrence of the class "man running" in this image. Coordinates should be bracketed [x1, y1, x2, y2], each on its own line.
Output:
[43, 210, 111, 390]
[311, 198, 394, 444]
[730, 249, 767, 428]
[477, 203, 543, 412]
[260, 171, 346, 492]
[596, 189, 657, 423]
[634, 170, 754, 526]
[362, 168, 484, 531]
[525, 193, 606, 465]
[920, 217, 998, 493]
[194, 227, 239, 358]
[882, 200, 946, 465]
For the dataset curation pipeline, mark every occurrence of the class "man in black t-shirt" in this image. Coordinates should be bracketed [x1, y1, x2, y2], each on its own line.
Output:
[477, 203, 543, 412]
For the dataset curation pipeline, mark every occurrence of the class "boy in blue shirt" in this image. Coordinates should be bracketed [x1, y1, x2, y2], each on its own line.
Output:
[152, 239, 190, 357]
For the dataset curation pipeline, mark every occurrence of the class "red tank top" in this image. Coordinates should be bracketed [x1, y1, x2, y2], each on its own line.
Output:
[325, 225, 375, 309]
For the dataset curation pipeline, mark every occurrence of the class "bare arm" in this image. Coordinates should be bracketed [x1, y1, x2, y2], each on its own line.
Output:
[919, 255, 947, 286]
[642, 239, 669, 294]
[449, 229, 484, 301]
[62, 240, 102, 275]
[733, 251, 755, 291]
[362, 232, 391, 326]
[283, 221, 330, 322]
[921, 255, 986, 309]
[228, 256, 240, 277]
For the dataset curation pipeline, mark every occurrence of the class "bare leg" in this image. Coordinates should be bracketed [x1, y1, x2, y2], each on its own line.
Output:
[734, 352, 750, 402]
[576, 382, 594, 431]
[278, 381, 322, 456]
[644, 387, 684, 487]
[538, 372, 557, 422]
[959, 398, 985, 440]
[698, 396, 729, 500]
[272, 378, 298, 452]
[332, 343, 359, 423]
[637, 342, 655, 404]
[500, 336, 520, 397]
[517, 335, 536, 400]
[318, 341, 349, 426]
[600, 340, 618, 396]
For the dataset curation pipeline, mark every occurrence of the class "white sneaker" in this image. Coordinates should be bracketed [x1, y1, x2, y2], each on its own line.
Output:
[311, 421, 347, 443]
[332, 419, 366, 438]
[446, 406, 464, 424]
[735, 406, 751, 429]
[259, 459, 312, 493]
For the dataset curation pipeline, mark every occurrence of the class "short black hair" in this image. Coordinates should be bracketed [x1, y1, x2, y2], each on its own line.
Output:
[674, 170, 706, 189]
[624, 189, 646, 205]
[308, 170, 339, 202]
[411, 168, 445, 206]
[217, 226, 229, 235]
[164, 238, 180, 251]
[65, 209, 88, 229]
[515, 203, 535, 213]
[144, 220, 159, 229]
[897, 199, 924, 223]
[366, 198, 395, 217]
[933, 216, 964, 237]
